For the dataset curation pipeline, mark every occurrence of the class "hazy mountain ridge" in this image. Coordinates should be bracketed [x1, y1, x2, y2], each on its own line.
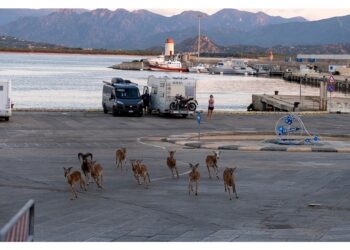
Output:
[176, 36, 350, 55]
[0, 8, 311, 49]
[1, 8, 349, 50]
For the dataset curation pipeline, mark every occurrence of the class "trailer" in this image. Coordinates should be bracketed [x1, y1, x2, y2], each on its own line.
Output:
[144, 75, 197, 117]
[0, 80, 12, 121]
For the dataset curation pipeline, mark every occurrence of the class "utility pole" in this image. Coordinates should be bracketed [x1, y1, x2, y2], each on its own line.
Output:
[197, 15, 201, 59]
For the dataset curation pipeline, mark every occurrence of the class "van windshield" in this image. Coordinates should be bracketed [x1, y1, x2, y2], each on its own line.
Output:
[115, 88, 140, 99]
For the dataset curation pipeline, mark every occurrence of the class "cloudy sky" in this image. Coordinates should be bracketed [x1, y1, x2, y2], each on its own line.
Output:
[1, 0, 350, 21]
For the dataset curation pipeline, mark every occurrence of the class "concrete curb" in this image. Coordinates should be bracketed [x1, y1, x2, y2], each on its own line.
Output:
[177, 141, 348, 153]
[163, 134, 350, 153]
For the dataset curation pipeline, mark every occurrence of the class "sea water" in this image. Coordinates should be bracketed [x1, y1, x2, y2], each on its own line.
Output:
[0, 53, 347, 111]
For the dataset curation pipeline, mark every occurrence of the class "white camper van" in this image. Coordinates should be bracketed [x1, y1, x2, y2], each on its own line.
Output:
[144, 75, 197, 117]
[0, 80, 12, 121]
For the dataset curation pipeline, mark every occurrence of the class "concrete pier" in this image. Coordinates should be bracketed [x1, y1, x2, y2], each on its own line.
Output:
[252, 94, 321, 112]
[252, 94, 350, 113]
[111, 61, 150, 70]
[283, 72, 350, 93]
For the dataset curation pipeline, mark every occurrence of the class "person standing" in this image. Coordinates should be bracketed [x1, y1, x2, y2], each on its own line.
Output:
[207, 94, 214, 120]
[141, 90, 150, 115]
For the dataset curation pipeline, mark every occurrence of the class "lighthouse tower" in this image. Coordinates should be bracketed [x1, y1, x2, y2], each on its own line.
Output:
[165, 38, 174, 56]
[268, 51, 274, 61]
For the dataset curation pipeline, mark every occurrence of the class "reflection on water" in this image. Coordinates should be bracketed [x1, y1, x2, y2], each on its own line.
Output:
[0, 53, 348, 110]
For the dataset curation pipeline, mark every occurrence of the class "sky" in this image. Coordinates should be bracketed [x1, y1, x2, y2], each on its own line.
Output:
[1, 0, 350, 21]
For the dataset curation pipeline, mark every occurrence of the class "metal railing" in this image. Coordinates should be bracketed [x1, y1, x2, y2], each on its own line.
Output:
[0, 199, 35, 241]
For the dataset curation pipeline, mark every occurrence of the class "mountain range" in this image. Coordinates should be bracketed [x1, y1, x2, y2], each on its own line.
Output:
[0, 8, 349, 50]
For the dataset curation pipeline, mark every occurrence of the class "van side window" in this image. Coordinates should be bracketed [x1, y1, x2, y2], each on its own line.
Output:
[0, 86, 3, 91]
[152, 87, 158, 95]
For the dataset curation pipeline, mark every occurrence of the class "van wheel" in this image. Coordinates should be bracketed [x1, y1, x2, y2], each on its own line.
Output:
[5, 117, 9, 121]
[103, 104, 108, 114]
[112, 107, 118, 117]
[182, 114, 188, 118]
[138, 112, 143, 117]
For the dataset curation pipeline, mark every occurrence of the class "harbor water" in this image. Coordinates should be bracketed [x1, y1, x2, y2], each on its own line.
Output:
[0, 53, 348, 111]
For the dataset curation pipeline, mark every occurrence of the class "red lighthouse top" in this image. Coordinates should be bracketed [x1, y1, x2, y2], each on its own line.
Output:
[166, 38, 174, 44]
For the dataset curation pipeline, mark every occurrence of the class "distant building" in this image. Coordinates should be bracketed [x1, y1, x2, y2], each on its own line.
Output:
[165, 38, 174, 56]
[297, 54, 350, 61]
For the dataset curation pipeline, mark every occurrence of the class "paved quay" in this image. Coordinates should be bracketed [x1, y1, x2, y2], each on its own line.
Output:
[1, 111, 350, 242]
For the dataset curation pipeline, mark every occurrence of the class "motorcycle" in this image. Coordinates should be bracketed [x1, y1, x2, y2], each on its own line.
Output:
[169, 94, 198, 111]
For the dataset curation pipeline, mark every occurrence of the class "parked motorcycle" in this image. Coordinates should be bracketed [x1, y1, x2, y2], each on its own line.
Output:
[169, 94, 198, 111]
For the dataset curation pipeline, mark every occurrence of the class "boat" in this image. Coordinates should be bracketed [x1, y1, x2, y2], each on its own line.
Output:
[148, 55, 188, 72]
[208, 60, 236, 74]
[188, 63, 209, 73]
[232, 65, 256, 75]
[208, 59, 255, 75]
[252, 64, 276, 75]
[147, 55, 165, 66]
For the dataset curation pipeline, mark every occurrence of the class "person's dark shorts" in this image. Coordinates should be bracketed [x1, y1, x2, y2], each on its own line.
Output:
[208, 106, 214, 111]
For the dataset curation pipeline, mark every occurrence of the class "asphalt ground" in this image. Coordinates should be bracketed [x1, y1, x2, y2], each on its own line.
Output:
[1, 111, 350, 241]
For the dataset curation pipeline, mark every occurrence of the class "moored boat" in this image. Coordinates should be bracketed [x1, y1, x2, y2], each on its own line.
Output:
[188, 63, 209, 73]
[209, 58, 256, 75]
[148, 55, 188, 72]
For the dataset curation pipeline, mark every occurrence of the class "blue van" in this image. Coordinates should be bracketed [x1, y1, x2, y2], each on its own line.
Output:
[102, 78, 143, 116]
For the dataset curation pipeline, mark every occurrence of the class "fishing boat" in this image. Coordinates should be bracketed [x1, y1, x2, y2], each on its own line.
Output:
[148, 55, 188, 72]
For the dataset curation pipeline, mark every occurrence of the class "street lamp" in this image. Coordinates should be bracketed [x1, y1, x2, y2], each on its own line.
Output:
[300, 74, 307, 109]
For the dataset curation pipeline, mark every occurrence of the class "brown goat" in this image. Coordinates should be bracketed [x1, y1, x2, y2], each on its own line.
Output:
[188, 163, 200, 196]
[166, 150, 179, 178]
[87, 160, 103, 189]
[130, 160, 151, 188]
[223, 167, 239, 200]
[63, 167, 86, 200]
[116, 148, 127, 171]
[205, 150, 220, 179]
[78, 152, 93, 184]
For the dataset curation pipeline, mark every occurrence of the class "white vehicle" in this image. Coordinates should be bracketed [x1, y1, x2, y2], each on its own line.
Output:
[144, 75, 197, 117]
[0, 80, 12, 121]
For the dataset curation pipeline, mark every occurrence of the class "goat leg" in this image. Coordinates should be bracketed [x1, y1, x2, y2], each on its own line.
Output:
[233, 184, 239, 199]
[70, 186, 77, 200]
[215, 165, 219, 179]
[206, 165, 212, 179]
[175, 168, 179, 179]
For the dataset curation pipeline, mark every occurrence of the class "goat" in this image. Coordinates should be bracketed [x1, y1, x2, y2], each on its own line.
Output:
[188, 163, 200, 196]
[166, 150, 179, 178]
[63, 167, 86, 200]
[205, 150, 220, 179]
[130, 160, 151, 188]
[78, 152, 93, 184]
[223, 167, 239, 200]
[87, 160, 103, 189]
[130, 160, 141, 183]
[116, 148, 127, 171]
